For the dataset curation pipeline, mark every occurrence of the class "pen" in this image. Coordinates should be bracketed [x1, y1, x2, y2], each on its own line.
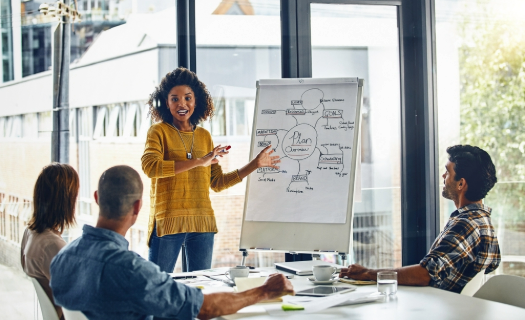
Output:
[202, 275, 235, 287]
[171, 275, 197, 279]
[214, 145, 231, 158]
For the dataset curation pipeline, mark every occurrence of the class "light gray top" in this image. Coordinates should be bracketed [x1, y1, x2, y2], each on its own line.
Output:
[21, 227, 66, 319]
[21, 228, 66, 281]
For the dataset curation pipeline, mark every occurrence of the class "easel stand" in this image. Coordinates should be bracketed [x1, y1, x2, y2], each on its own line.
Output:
[237, 78, 364, 268]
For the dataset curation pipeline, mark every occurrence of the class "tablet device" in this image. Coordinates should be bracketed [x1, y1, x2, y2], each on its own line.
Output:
[295, 286, 356, 296]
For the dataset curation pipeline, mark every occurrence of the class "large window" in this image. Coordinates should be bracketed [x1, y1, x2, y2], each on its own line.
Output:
[436, 0, 525, 277]
[196, 0, 283, 269]
[2, 0, 482, 276]
[309, 3, 402, 269]
[93, 103, 149, 140]
[16, 0, 175, 79]
[0, 0, 14, 82]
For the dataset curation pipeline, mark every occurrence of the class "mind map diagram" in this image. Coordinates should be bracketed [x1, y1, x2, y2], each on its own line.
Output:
[253, 88, 356, 194]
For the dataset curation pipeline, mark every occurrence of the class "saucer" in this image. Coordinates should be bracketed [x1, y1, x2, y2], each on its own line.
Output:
[307, 277, 339, 285]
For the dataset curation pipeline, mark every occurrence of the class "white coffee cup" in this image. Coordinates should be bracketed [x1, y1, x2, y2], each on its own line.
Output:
[312, 265, 337, 281]
[225, 266, 249, 281]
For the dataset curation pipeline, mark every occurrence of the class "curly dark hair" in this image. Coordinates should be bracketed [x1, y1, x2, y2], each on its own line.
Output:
[148, 67, 214, 127]
[447, 145, 497, 201]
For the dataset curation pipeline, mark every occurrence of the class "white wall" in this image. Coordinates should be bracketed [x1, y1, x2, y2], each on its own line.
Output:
[0, 48, 160, 116]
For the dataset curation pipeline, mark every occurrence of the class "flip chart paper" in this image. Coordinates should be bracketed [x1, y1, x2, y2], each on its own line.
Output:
[245, 80, 359, 223]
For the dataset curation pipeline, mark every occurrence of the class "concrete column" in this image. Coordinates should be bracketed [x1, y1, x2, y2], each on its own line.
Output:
[11, 0, 22, 80]
[26, 27, 33, 75]
[0, 7, 3, 81]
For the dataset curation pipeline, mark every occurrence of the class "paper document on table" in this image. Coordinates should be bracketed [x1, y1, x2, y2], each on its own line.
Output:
[234, 277, 267, 292]
[265, 292, 380, 315]
[285, 291, 378, 306]
[234, 277, 283, 302]
[169, 271, 224, 278]
[221, 305, 267, 320]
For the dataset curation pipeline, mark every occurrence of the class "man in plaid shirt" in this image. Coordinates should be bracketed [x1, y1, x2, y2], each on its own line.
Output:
[340, 145, 501, 293]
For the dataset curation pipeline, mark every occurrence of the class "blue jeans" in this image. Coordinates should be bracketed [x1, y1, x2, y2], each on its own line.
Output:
[149, 224, 215, 273]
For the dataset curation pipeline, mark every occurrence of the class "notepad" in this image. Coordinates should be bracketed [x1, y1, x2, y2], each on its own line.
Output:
[234, 277, 267, 292]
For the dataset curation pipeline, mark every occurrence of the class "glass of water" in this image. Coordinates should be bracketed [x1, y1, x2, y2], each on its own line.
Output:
[377, 271, 398, 295]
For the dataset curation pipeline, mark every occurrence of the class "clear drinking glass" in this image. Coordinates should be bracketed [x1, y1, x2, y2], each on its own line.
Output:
[377, 271, 397, 295]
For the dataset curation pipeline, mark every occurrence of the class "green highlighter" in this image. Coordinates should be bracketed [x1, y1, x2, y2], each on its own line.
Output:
[282, 304, 305, 311]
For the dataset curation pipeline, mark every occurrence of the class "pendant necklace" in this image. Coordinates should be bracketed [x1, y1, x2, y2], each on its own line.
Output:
[171, 123, 195, 159]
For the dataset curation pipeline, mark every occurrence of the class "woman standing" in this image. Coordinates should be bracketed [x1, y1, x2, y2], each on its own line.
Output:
[142, 68, 279, 272]
[21, 163, 79, 320]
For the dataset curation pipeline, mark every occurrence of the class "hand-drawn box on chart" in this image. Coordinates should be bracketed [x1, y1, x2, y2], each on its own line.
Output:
[319, 154, 343, 164]
[291, 175, 308, 183]
[257, 167, 279, 174]
[262, 109, 276, 114]
[286, 109, 306, 115]
[291, 100, 303, 105]
[323, 109, 343, 118]
[258, 141, 271, 147]
[256, 129, 278, 136]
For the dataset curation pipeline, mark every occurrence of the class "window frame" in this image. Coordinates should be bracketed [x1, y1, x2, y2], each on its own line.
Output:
[177, 0, 440, 266]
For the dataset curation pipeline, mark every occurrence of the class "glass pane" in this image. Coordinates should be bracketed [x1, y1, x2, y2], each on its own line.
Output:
[1, 0, 14, 82]
[436, 0, 525, 277]
[311, 4, 402, 268]
[196, 0, 283, 269]
[16, 0, 174, 79]
[0, 112, 51, 245]
[1, 1, 176, 263]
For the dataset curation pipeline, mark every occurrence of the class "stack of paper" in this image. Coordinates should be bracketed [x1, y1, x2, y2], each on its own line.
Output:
[265, 292, 382, 315]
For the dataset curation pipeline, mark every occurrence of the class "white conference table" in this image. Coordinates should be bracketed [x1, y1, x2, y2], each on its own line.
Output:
[208, 267, 525, 320]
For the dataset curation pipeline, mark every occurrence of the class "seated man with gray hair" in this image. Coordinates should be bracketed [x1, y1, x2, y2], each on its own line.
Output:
[50, 165, 293, 319]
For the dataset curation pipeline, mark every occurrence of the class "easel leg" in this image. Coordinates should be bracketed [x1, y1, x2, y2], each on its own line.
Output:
[240, 250, 248, 266]
[340, 253, 347, 267]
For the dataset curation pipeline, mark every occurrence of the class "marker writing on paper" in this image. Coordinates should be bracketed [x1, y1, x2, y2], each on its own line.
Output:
[214, 145, 231, 158]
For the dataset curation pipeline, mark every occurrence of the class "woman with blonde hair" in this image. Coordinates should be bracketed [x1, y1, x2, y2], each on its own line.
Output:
[21, 163, 79, 320]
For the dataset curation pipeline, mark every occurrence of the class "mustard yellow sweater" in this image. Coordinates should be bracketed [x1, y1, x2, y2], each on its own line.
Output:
[141, 122, 242, 244]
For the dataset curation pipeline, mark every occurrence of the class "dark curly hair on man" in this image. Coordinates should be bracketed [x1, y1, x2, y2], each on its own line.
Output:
[148, 67, 214, 127]
[446, 145, 497, 201]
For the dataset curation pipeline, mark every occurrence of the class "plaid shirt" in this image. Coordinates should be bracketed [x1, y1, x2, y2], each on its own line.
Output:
[420, 203, 501, 293]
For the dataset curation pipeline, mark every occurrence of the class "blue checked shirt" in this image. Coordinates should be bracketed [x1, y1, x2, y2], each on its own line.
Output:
[420, 203, 501, 293]
[50, 225, 203, 320]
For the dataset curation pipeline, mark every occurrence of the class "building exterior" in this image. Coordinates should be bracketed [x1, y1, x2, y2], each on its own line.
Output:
[1, 0, 409, 272]
[2, 0, 175, 82]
